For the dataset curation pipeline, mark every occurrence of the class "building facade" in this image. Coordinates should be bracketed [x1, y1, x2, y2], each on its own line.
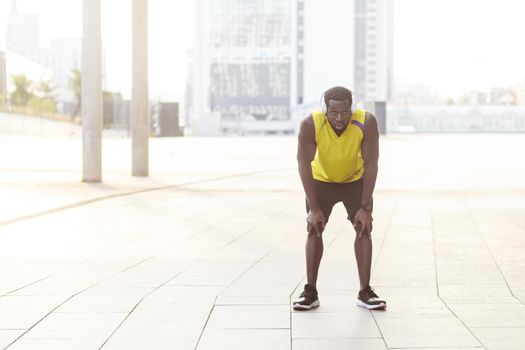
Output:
[6, 1, 82, 111]
[190, 0, 392, 135]
[354, 0, 393, 102]
[6, 1, 39, 60]
[191, 0, 303, 134]
[0, 52, 6, 109]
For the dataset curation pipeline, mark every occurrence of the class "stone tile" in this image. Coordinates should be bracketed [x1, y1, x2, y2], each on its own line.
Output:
[0, 259, 23, 273]
[8, 339, 93, 350]
[372, 264, 436, 287]
[376, 242, 436, 265]
[3, 134, 525, 349]
[436, 262, 507, 285]
[55, 288, 149, 313]
[315, 272, 360, 290]
[514, 290, 525, 304]
[378, 286, 437, 298]
[472, 327, 525, 350]
[0, 275, 46, 296]
[0, 261, 72, 278]
[215, 295, 289, 305]
[486, 241, 525, 262]
[197, 329, 290, 350]
[436, 238, 490, 255]
[292, 310, 380, 338]
[206, 305, 289, 329]
[439, 284, 516, 304]
[102, 303, 213, 350]
[374, 310, 480, 348]
[500, 264, 525, 291]
[0, 296, 64, 329]
[236, 267, 304, 284]
[166, 263, 252, 286]
[448, 303, 525, 327]
[221, 282, 296, 297]
[256, 254, 304, 269]
[22, 312, 125, 340]
[10, 266, 124, 297]
[98, 268, 183, 289]
[293, 338, 386, 350]
[145, 286, 217, 305]
[381, 295, 445, 310]
[0, 330, 25, 349]
[149, 285, 224, 297]
[383, 227, 434, 243]
[388, 214, 432, 228]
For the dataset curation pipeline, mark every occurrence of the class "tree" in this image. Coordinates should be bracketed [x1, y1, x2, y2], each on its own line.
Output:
[69, 67, 81, 116]
[38, 80, 56, 100]
[0, 93, 5, 111]
[28, 80, 58, 113]
[10, 74, 34, 107]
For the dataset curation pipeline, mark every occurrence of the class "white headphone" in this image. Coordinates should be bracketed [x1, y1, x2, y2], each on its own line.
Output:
[321, 91, 357, 114]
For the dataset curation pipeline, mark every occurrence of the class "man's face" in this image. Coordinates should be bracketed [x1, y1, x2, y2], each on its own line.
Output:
[326, 99, 352, 131]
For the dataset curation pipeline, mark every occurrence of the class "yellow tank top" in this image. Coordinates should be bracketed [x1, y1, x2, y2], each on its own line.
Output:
[311, 109, 366, 183]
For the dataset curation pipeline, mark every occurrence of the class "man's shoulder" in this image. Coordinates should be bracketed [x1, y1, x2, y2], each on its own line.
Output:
[364, 111, 376, 120]
[363, 111, 377, 125]
[300, 113, 315, 128]
[363, 111, 379, 137]
[299, 113, 316, 140]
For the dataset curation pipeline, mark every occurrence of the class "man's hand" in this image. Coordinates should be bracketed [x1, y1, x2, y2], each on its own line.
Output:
[354, 208, 373, 239]
[307, 209, 326, 237]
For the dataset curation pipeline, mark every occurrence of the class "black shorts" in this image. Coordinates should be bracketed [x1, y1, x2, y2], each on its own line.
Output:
[305, 179, 372, 224]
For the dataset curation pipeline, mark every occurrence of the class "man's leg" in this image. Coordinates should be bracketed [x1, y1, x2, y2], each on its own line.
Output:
[304, 181, 334, 290]
[293, 195, 332, 310]
[306, 229, 324, 289]
[354, 224, 386, 309]
[344, 183, 385, 309]
[354, 225, 372, 291]
[344, 181, 373, 291]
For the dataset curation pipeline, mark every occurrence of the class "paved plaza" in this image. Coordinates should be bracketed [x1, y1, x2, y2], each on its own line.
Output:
[1, 131, 525, 349]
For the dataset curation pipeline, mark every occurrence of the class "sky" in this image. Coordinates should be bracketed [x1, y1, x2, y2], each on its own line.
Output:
[0, 0, 194, 101]
[394, 0, 525, 96]
[1, 0, 525, 100]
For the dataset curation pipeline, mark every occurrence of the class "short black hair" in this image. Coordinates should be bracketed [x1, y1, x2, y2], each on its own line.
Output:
[323, 86, 353, 109]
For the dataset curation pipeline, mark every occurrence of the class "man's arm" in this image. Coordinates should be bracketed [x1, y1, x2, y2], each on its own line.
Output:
[355, 112, 379, 237]
[297, 115, 325, 236]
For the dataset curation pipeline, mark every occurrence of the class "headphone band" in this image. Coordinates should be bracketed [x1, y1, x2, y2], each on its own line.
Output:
[320, 91, 357, 114]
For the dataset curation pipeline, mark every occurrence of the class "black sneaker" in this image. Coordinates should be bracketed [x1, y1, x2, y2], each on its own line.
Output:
[357, 286, 386, 310]
[293, 284, 320, 310]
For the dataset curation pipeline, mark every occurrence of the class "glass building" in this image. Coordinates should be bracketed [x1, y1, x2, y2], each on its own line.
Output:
[354, 0, 394, 102]
[190, 0, 391, 135]
[191, 0, 303, 134]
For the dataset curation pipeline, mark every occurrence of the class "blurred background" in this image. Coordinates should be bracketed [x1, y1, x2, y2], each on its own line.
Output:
[1, 0, 525, 137]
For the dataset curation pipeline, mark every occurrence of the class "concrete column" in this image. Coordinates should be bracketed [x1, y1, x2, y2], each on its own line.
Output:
[374, 101, 387, 134]
[82, 0, 103, 182]
[364, 101, 387, 134]
[0, 51, 6, 111]
[131, 0, 149, 176]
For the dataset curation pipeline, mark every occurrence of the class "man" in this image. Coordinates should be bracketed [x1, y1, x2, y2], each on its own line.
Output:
[293, 86, 386, 311]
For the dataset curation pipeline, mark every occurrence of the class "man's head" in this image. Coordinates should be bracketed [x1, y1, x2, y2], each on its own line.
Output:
[323, 86, 354, 131]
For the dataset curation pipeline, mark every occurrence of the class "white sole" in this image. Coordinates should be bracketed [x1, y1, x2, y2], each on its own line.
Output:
[356, 299, 386, 310]
[293, 300, 320, 310]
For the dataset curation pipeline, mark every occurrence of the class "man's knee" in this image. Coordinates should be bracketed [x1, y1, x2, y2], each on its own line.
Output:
[352, 222, 366, 237]
[307, 230, 324, 240]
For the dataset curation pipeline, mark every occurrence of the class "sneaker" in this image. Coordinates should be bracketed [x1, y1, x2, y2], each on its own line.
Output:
[356, 286, 386, 310]
[293, 284, 320, 310]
